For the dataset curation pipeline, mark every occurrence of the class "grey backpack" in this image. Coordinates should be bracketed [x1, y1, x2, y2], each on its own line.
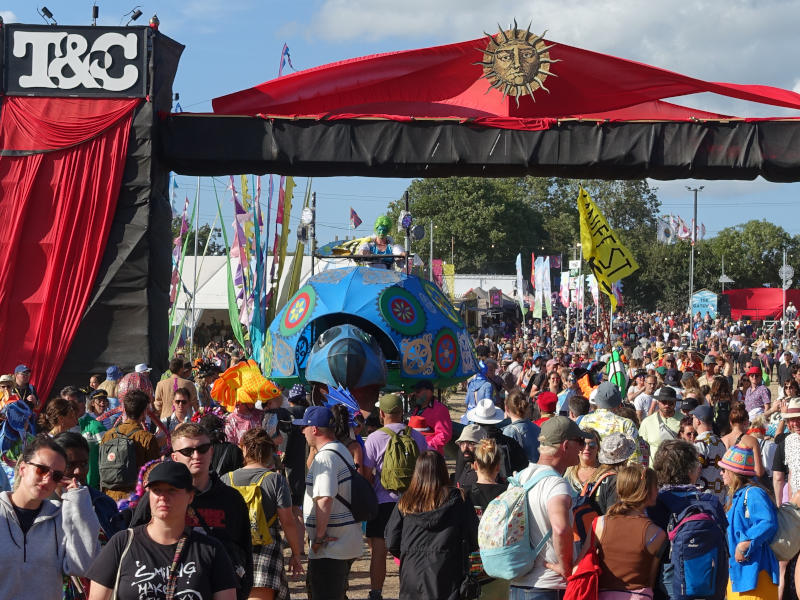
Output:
[99, 428, 138, 490]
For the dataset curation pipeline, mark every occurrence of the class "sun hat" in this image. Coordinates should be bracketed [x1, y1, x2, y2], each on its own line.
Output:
[654, 387, 678, 403]
[0, 374, 14, 386]
[719, 445, 756, 477]
[466, 398, 505, 424]
[593, 381, 622, 409]
[455, 423, 486, 444]
[781, 397, 800, 420]
[134, 363, 152, 373]
[539, 416, 591, 447]
[105, 365, 123, 381]
[703, 355, 716, 365]
[408, 415, 432, 433]
[598, 433, 636, 465]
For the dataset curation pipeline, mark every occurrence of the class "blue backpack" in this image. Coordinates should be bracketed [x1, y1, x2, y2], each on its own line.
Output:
[666, 492, 728, 600]
[478, 467, 560, 580]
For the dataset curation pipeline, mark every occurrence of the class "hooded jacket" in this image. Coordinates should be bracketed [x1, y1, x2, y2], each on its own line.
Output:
[0, 487, 100, 599]
[385, 487, 479, 600]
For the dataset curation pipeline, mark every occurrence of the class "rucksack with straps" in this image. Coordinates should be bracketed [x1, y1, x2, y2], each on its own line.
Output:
[378, 426, 420, 492]
[225, 471, 277, 546]
[478, 467, 560, 580]
[324, 447, 379, 522]
[98, 427, 138, 490]
[572, 471, 615, 544]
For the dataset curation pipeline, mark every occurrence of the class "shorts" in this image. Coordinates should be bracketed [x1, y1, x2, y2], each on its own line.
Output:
[365, 502, 396, 539]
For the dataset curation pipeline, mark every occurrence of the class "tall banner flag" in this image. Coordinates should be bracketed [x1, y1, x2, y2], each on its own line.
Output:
[606, 347, 628, 395]
[559, 271, 570, 308]
[577, 187, 639, 312]
[549, 255, 562, 269]
[443, 263, 455, 301]
[612, 281, 624, 308]
[350, 208, 363, 229]
[657, 215, 676, 244]
[588, 274, 600, 307]
[432, 259, 444, 288]
[530, 252, 536, 288]
[515, 254, 525, 316]
[542, 255, 552, 316]
[533, 256, 544, 319]
[278, 43, 294, 76]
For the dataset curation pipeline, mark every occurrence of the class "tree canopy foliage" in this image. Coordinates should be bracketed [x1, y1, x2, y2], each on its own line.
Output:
[386, 177, 798, 312]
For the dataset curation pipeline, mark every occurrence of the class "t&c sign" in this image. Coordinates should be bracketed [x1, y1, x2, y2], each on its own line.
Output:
[3, 25, 147, 97]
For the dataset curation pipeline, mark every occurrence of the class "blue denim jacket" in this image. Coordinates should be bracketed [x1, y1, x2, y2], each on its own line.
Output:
[728, 485, 779, 593]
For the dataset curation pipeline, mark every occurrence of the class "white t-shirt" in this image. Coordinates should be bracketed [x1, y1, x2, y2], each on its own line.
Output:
[784, 433, 800, 496]
[633, 392, 654, 415]
[510, 463, 575, 590]
[303, 440, 364, 560]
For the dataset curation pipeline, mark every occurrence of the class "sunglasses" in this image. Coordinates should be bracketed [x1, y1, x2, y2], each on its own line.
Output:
[27, 461, 65, 483]
[583, 441, 598, 449]
[174, 443, 212, 458]
[174, 399, 189, 405]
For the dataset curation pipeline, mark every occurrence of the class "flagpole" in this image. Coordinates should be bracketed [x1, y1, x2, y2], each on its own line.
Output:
[190, 176, 200, 359]
[578, 243, 584, 346]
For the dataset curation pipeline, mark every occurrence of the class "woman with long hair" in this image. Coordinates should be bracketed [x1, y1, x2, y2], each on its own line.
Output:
[564, 429, 601, 493]
[720, 445, 779, 600]
[709, 376, 734, 436]
[722, 403, 766, 478]
[40, 397, 78, 436]
[199, 413, 244, 477]
[386, 450, 479, 600]
[596, 465, 666, 600]
[225, 428, 303, 600]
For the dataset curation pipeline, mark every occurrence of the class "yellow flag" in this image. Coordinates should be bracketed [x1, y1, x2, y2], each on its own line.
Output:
[443, 263, 455, 301]
[577, 187, 638, 312]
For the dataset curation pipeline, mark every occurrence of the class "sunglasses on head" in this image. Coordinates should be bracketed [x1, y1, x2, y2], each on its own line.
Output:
[27, 461, 65, 483]
[174, 443, 212, 458]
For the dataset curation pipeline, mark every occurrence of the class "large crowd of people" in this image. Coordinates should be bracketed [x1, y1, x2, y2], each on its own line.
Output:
[3, 309, 800, 599]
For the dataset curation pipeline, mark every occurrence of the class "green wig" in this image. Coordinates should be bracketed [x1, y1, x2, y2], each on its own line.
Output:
[374, 215, 393, 233]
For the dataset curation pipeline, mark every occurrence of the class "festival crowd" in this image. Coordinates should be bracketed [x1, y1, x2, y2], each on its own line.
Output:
[2, 309, 800, 600]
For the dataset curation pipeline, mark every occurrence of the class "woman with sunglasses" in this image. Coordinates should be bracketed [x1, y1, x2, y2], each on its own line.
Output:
[564, 429, 602, 493]
[0, 434, 100, 599]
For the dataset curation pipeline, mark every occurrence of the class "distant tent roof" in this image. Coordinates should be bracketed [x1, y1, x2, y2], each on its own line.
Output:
[213, 32, 800, 127]
[723, 288, 800, 320]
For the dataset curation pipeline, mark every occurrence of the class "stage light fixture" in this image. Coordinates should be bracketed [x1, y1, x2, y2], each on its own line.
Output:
[39, 6, 57, 25]
[92, 4, 99, 26]
[126, 6, 143, 26]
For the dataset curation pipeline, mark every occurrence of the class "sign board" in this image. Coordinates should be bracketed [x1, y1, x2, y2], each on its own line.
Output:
[691, 289, 718, 319]
[569, 260, 581, 277]
[568, 276, 580, 290]
[4, 25, 148, 97]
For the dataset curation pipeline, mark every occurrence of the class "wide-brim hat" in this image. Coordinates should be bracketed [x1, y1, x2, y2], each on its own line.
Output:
[598, 433, 636, 465]
[782, 397, 800, 420]
[654, 387, 678, 403]
[720, 444, 756, 477]
[455, 423, 486, 444]
[466, 398, 505, 424]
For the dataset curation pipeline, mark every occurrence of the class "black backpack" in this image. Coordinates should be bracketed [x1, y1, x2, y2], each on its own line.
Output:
[324, 448, 378, 522]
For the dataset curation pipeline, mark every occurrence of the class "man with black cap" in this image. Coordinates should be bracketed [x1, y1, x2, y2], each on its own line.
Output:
[509, 417, 591, 596]
[409, 380, 451, 455]
[639, 387, 681, 466]
[579, 382, 642, 465]
[691, 404, 726, 503]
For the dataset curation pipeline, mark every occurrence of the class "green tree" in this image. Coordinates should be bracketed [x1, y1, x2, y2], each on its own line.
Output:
[171, 217, 225, 256]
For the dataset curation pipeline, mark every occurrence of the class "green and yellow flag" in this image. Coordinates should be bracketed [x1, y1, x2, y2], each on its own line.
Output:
[577, 187, 638, 312]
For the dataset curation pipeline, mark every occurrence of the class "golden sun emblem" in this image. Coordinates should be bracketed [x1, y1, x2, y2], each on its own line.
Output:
[476, 20, 561, 106]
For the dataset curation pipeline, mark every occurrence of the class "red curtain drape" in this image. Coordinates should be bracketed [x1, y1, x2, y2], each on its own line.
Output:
[0, 96, 140, 401]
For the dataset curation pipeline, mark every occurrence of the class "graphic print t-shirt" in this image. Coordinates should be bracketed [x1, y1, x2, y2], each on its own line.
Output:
[87, 525, 238, 599]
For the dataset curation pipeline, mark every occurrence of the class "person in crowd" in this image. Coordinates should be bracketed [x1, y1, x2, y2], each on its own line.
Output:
[201, 412, 244, 477]
[745, 365, 771, 419]
[564, 428, 602, 493]
[463, 358, 498, 424]
[324, 402, 365, 476]
[679, 415, 697, 441]
[580, 382, 643, 465]
[154, 357, 198, 419]
[720, 445, 780, 600]
[99, 389, 160, 501]
[293, 406, 363, 600]
[569, 395, 591, 423]
[283, 384, 309, 531]
[461, 398, 528, 483]
[0, 434, 100, 598]
[88, 374, 102, 390]
[596, 465, 666, 600]
[503, 388, 541, 463]
[535, 391, 559, 426]
[363, 393, 429, 600]
[97, 365, 122, 400]
[509, 416, 591, 597]
[40, 396, 78, 437]
[163, 386, 195, 432]
[453, 424, 485, 488]
[225, 395, 265, 447]
[86, 461, 238, 600]
[647, 439, 728, 600]
[632, 373, 657, 423]
[709, 375, 734, 436]
[698, 354, 719, 388]
[12, 364, 40, 413]
[592, 432, 638, 514]
[130, 422, 254, 599]
[409, 380, 452, 455]
[226, 428, 304, 600]
[639, 387, 681, 466]
[385, 450, 479, 600]
[690, 404, 727, 503]
[722, 403, 766, 478]
[772, 397, 800, 504]
[53, 431, 122, 540]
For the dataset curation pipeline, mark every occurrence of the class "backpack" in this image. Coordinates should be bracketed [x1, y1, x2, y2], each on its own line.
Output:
[666, 493, 728, 600]
[225, 471, 276, 546]
[378, 426, 419, 492]
[572, 471, 615, 544]
[99, 427, 138, 490]
[324, 447, 379, 522]
[478, 467, 560, 580]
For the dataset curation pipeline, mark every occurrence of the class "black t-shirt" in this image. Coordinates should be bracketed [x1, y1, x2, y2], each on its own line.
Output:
[13, 504, 41, 534]
[773, 431, 789, 475]
[87, 525, 238, 600]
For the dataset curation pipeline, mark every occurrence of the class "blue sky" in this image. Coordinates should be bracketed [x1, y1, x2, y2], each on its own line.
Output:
[5, 0, 800, 258]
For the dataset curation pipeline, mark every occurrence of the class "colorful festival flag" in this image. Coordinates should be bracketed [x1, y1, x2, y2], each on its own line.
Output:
[443, 263, 455, 301]
[606, 347, 628, 395]
[559, 271, 570, 308]
[542, 256, 552, 317]
[577, 187, 638, 312]
[350, 207, 363, 229]
[278, 43, 294, 77]
[549, 255, 562, 270]
[530, 252, 536, 288]
[515, 254, 525, 316]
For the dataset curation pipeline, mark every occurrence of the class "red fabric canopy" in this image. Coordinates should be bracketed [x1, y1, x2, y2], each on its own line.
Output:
[213, 35, 800, 127]
[0, 97, 139, 401]
[723, 288, 800, 320]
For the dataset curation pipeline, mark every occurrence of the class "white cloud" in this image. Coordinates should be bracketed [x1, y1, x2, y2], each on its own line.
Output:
[0, 10, 17, 23]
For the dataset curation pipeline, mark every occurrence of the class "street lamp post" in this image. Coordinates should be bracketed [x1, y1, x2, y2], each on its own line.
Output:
[686, 186, 704, 316]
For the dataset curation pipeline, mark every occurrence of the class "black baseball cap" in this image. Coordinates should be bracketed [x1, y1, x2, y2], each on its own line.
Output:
[145, 461, 194, 491]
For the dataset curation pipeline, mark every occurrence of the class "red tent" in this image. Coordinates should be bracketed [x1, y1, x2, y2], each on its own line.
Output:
[723, 288, 800, 320]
